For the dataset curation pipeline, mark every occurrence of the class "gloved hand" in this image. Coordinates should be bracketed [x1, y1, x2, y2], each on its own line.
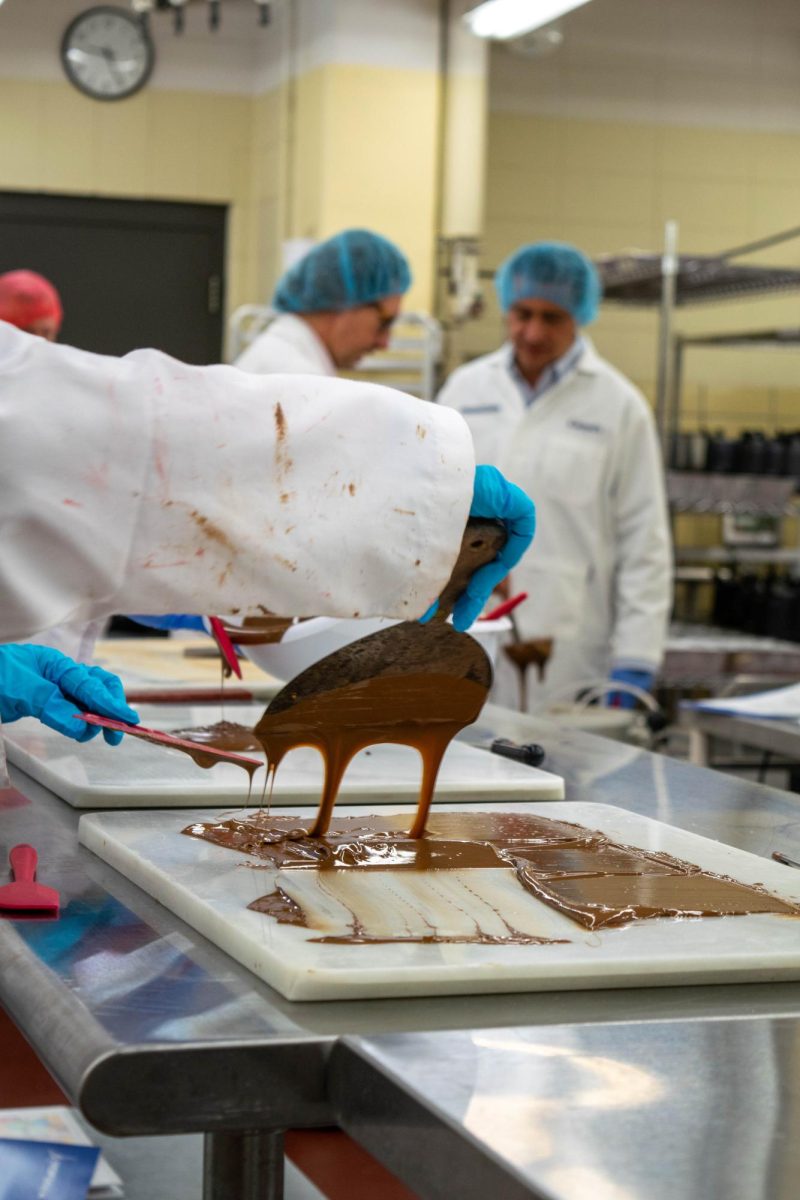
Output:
[607, 667, 654, 710]
[0, 644, 139, 745]
[422, 465, 536, 632]
[128, 614, 207, 632]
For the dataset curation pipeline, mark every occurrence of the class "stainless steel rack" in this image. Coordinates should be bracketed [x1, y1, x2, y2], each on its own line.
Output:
[596, 222, 800, 447]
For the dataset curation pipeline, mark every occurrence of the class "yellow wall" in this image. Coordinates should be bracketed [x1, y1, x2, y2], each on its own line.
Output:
[248, 84, 290, 311]
[0, 61, 439, 342]
[0, 78, 256, 324]
[460, 110, 800, 436]
[280, 62, 439, 312]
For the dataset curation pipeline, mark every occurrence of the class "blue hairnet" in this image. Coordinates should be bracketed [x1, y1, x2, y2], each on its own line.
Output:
[495, 241, 601, 325]
[272, 229, 412, 313]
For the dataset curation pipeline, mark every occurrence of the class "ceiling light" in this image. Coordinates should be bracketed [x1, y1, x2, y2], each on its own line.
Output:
[464, 0, 593, 41]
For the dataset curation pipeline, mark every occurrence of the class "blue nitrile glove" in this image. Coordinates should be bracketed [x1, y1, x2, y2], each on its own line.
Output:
[128, 614, 207, 632]
[421, 465, 536, 632]
[0, 644, 139, 745]
[607, 667, 654, 710]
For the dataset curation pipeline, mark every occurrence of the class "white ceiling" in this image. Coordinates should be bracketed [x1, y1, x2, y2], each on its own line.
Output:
[490, 0, 800, 131]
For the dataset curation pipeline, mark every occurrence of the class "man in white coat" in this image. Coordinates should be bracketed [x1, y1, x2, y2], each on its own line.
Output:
[235, 228, 410, 377]
[438, 240, 671, 712]
[133, 228, 414, 636]
[0, 321, 535, 760]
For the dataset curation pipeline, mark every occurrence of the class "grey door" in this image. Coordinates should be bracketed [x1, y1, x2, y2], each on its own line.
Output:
[0, 192, 227, 363]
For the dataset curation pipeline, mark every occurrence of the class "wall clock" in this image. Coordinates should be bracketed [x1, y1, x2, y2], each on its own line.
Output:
[61, 6, 155, 101]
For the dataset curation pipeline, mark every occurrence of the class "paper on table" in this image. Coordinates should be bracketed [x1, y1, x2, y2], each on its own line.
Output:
[0, 1106, 122, 1196]
[682, 681, 800, 720]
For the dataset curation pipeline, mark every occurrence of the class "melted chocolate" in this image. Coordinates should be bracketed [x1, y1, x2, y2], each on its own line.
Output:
[256, 880, 564, 947]
[171, 721, 262, 753]
[217, 616, 297, 645]
[117, 723, 261, 783]
[171, 673, 483, 837]
[253, 673, 487, 838]
[503, 638, 554, 682]
[183, 810, 800, 944]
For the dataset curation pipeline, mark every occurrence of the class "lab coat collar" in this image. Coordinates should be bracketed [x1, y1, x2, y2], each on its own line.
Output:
[270, 312, 337, 375]
[493, 334, 602, 380]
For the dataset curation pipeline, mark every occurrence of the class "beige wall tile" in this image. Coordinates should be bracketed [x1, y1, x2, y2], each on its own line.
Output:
[749, 181, 800, 239]
[752, 132, 800, 183]
[38, 82, 95, 192]
[656, 125, 753, 180]
[563, 174, 655, 228]
[321, 64, 438, 310]
[0, 79, 43, 189]
[91, 92, 150, 197]
[562, 120, 658, 176]
[656, 177, 751, 232]
[487, 164, 561, 221]
[145, 90, 202, 198]
[488, 114, 565, 173]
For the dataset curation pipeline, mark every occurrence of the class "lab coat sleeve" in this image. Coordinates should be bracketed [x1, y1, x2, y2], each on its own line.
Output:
[436, 370, 462, 410]
[0, 325, 475, 642]
[610, 395, 673, 671]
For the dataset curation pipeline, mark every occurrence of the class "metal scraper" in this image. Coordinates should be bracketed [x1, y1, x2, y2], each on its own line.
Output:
[255, 519, 506, 836]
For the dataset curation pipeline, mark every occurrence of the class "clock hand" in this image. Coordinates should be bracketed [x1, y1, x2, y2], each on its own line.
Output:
[103, 56, 126, 87]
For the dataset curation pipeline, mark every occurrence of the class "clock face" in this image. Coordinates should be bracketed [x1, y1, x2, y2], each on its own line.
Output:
[61, 6, 155, 101]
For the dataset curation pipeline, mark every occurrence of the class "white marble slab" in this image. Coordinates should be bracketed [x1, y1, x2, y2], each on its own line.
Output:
[79, 801, 800, 1002]
[5, 704, 564, 808]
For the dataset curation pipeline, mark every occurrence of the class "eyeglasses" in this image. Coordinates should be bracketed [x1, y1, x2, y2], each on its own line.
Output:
[367, 302, 397, 333]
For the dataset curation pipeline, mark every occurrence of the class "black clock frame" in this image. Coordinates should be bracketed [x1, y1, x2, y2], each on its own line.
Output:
[60, 5, 155, 102]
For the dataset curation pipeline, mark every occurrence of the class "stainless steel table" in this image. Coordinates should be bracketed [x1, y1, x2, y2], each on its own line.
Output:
[330, 1015, 800, 1200]
[680, 705, 800, 772]
[2, 703, 800, 1199]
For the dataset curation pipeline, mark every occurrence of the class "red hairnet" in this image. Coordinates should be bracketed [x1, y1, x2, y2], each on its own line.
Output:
[0, 270, 63, 333]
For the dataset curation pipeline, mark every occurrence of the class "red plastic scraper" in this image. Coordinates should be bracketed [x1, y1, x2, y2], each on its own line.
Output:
[78, 714, 263, 770]
[0, 845, 60, 913]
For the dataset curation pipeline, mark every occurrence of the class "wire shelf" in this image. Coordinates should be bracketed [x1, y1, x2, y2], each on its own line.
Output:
[598, 254, 800, 307]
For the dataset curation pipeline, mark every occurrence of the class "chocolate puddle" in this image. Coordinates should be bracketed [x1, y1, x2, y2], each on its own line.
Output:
[183, 811, 800, 944]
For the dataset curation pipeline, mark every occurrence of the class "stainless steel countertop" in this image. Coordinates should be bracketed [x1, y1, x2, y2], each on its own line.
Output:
[2, 703, 800, 1143]
[330, 1015, 800, 1200]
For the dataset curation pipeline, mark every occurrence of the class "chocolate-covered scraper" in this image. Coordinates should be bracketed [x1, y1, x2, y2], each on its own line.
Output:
[255, 520, 506, 837]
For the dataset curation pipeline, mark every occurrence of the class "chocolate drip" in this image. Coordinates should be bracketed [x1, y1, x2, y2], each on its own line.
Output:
[171, 672, 484, 836]
[252, 673, 486, 838]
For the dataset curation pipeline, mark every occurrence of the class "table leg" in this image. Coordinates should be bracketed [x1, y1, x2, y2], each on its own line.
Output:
[203, 1129, 285, 1200]
[688, 728, 709, 767]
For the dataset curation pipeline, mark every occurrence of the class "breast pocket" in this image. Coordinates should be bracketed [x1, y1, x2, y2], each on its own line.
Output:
[540, 434, 606, 507]
[513, 554, 588, 641]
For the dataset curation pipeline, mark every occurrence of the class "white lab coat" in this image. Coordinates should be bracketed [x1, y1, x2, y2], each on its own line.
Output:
[438, 339, 671, 711]
[235, 313, 335, 377]
[0, 323, 474, 645]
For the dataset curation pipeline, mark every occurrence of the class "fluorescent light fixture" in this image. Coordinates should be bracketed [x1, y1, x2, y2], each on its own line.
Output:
[464, 0, 593, 40]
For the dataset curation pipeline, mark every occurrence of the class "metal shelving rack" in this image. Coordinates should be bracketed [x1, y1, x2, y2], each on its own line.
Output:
[597, 221, 800, 449]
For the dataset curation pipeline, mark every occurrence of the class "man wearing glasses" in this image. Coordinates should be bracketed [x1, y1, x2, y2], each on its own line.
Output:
[236, 228, 408, 376]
